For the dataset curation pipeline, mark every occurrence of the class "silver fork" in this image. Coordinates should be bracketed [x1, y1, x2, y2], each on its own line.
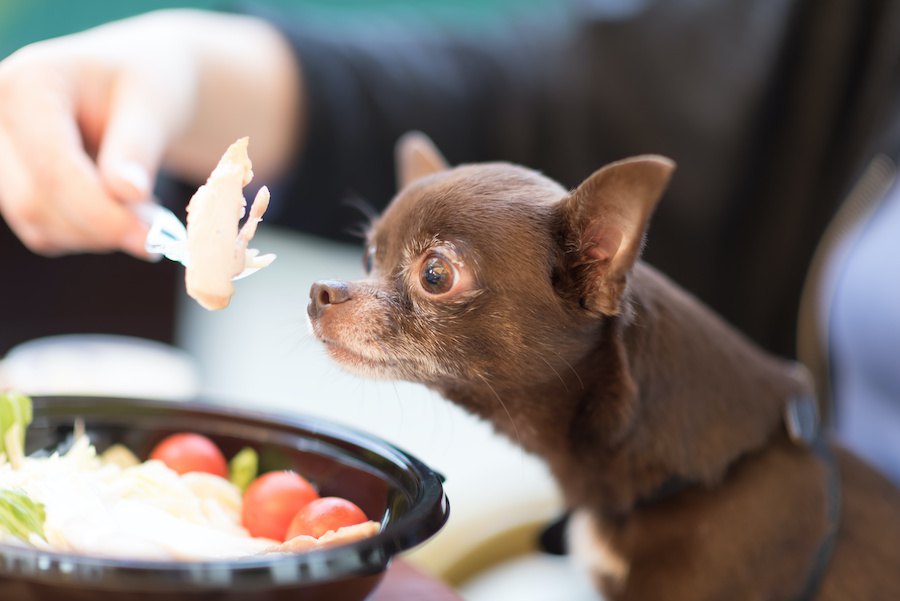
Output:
[132, 202, 273, 281]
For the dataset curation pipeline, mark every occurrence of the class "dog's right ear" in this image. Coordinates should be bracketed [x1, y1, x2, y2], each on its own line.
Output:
[395, 131, 449, 188]
[559, 155, 675, 316]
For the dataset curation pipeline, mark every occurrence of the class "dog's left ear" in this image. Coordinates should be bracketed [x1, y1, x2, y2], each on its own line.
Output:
[395, 131, 450, 188]
[559, 155, 675, 315]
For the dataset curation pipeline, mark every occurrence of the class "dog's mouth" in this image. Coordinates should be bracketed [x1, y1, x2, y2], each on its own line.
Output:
[317, 337, 399, 375]
[310, 314, 442, 382]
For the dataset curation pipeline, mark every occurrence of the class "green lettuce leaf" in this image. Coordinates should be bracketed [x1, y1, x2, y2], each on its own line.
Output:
[0, 391, 32, 459]
[0, 488, 46, 542]
[228, 447, 258, 493]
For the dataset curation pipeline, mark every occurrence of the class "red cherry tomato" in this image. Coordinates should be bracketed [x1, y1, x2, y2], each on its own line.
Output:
[286, 496, 368, 540]
[149, 433, 228, 478]
[242, 471, 319, 540]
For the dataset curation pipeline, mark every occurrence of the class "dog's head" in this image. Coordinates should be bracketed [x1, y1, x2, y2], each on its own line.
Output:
[308, 133, 674, 395]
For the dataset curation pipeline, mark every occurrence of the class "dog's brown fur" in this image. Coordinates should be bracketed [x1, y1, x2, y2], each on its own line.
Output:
[308, 133, 900, 600]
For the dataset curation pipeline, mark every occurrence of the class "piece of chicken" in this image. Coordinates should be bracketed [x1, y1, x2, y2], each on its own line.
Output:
[185, 137, 275, 310]
[264, 521, 381, 554]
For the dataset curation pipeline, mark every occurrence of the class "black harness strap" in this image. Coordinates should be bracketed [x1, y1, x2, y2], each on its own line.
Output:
[784, 394, 842, 601]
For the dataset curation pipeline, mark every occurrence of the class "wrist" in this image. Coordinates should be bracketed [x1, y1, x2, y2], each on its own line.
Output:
[154, 10, 304, 184]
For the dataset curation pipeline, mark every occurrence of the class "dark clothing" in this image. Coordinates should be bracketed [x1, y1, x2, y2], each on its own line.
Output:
[0, 222, 180, 355]
[267, 0, 900, 359]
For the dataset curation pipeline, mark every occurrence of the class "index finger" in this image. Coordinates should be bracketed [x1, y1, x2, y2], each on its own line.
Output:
[1, 84, 150, 257]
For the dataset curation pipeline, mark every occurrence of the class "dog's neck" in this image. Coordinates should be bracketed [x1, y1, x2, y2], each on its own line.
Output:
[435, 262, 809, 517]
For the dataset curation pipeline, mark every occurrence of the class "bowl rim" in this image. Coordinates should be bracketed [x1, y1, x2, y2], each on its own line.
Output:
[0, 395, 450, 591]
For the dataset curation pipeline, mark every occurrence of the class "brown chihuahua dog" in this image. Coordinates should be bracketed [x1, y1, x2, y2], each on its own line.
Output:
[308, 133, 900, 600]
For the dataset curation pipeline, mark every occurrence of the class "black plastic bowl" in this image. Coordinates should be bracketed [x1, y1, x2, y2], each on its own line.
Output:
[0, 396, 449, 601]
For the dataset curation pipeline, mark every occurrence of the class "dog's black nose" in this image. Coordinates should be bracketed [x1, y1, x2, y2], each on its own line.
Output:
[308, 280, 352, 319]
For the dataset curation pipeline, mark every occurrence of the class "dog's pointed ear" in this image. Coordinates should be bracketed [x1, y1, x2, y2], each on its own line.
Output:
[395, 131, 449, 188]
[559, 155, 675, 315]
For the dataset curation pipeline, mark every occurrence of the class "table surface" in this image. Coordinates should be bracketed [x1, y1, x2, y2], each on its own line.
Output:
[371, 561, 462, 601]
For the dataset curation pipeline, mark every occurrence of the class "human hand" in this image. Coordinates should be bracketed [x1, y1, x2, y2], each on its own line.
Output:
[0, 9, 301, 258]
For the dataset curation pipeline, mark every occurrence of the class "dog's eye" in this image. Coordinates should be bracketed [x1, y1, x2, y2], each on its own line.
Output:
[420, 255, 455, 295]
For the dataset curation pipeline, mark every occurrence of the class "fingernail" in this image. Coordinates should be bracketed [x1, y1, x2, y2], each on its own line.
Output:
[116, 161, 151, 198]
[122, 227, 158, 261]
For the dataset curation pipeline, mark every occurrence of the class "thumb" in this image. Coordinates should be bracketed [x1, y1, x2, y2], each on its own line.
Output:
[97, 78, 172, 204]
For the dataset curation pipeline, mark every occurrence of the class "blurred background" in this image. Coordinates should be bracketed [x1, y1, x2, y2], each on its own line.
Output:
[0, 0, 550, 57]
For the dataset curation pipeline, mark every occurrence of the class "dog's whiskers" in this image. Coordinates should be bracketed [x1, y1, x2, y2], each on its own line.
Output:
[340, 195, 379, 240]
[476, 371, 523, 449]
[536, 353, 569, 393]
[546, 347, 585, 391]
